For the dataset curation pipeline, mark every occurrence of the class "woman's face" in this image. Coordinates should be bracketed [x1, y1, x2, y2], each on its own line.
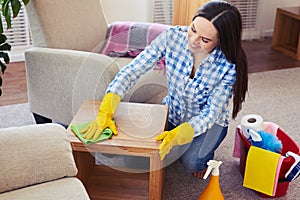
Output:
[187, 16, 219, 54]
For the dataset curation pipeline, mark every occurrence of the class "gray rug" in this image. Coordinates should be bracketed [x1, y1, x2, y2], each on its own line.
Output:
[0, 103, 35, 128]
[0, 67, 300, 200]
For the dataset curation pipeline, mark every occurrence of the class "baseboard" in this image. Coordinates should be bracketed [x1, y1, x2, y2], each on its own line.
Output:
[7, 45, 31, 62]
[261, 29, 273, 38]
[242, 29, 274, 40]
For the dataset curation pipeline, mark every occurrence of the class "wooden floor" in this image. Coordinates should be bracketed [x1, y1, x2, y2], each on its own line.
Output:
[243, 38, 300, 73]
[0, 61, 28, 106]
[1, 37, 299, 107]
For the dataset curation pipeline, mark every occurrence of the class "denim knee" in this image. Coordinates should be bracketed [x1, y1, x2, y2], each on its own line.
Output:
[180, 151, 214, 172]
[179, 124, 227, 172]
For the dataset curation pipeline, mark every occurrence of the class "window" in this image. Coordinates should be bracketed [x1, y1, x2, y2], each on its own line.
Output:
[227, 0, 260, 39]
[1, 5, 32, 62]
[153, 0, 173, 25]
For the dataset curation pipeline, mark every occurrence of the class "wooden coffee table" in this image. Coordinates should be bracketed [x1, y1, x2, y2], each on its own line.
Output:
[67, 100, 168, 200]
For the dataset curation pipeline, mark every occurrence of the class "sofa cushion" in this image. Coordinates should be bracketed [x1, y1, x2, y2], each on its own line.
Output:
[0, 178, 89, 200]
[0, 124, 78, 193]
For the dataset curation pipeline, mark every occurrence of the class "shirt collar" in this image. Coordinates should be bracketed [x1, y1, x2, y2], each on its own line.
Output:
[206, 46, 224, 63]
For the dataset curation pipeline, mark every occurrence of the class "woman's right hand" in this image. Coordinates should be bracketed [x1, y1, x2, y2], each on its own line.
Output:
[79, 92, 121, 141]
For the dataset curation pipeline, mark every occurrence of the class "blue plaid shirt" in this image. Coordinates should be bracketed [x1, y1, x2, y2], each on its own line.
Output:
[107, 26, 236, 136]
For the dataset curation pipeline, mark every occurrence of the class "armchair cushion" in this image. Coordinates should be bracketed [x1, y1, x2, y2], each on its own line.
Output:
[0, 124, 78, 193]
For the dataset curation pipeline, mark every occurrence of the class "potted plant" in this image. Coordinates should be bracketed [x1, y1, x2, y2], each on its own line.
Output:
[0, 0, 29, 96]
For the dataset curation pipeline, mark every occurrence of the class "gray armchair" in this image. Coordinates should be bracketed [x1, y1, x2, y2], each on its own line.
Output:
[24, 0, 167, 125]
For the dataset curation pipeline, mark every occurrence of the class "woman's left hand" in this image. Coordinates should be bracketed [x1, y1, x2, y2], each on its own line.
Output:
[155, 122, 194, 160]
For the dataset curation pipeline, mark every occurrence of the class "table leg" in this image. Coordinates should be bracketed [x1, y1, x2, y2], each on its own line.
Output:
[73, 151, 95, 185]
[149, 152, 165, 200]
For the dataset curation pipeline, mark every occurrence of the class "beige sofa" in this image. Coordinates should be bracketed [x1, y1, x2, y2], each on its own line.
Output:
[0, 124, 90, 200]
[24, 0, 167, 126]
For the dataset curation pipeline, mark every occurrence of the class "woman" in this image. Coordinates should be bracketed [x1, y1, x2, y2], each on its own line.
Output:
[81, 0, 248, 178]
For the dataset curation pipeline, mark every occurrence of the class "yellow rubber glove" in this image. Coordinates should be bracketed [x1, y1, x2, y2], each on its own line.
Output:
[80, 92, 121, 141]
[155, 122, 194, 160]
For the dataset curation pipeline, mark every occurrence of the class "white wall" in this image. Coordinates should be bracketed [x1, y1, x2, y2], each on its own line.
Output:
[101, 0, 153, 23]
[101, 0, 300, 37]
[258, 0, 300, 37]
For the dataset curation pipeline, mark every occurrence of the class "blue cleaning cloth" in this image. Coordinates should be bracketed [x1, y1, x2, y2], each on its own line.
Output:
[250, 130, 283, 153]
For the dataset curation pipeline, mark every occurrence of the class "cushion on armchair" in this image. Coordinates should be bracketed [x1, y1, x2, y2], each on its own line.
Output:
[0, 124, 78, 193]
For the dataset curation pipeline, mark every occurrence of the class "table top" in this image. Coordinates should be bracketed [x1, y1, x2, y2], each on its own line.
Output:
[67, 100, 168, 154]
[278, 6, 300, 19]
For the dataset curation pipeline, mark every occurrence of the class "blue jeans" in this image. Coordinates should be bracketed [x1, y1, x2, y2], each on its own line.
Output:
[164, 121, 228, 172]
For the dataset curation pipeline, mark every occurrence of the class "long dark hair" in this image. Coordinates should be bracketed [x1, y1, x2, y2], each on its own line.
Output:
[193, 1, 248, 119]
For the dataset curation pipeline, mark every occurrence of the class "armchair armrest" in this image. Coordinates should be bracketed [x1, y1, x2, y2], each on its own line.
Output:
[25, 47, 119, 125]
[0, 124, 77, 193]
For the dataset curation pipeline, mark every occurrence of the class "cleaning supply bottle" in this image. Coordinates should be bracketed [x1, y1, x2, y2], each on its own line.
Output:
[198, 160, 224, 200]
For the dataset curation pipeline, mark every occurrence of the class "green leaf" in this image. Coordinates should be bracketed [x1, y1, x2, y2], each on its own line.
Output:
[0, 52, 10, 63]
[11, 0, 21, 18]
[2, 0, 12, 29]
[0, 43, 11, 51]
[0, 12, 3, 34]
[0, 61, 7, 73]
[22, 0, 29, 5]
[0, 34, 7, 44]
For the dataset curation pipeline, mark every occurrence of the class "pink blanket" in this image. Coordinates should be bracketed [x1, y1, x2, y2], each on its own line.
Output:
[100, 21, 170, 72]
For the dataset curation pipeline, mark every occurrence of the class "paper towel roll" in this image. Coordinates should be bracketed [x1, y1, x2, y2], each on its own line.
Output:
[241, 114, 264, 139]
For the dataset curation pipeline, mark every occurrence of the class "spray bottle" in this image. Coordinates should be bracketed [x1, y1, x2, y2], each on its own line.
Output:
[198, 160, 224, 200]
